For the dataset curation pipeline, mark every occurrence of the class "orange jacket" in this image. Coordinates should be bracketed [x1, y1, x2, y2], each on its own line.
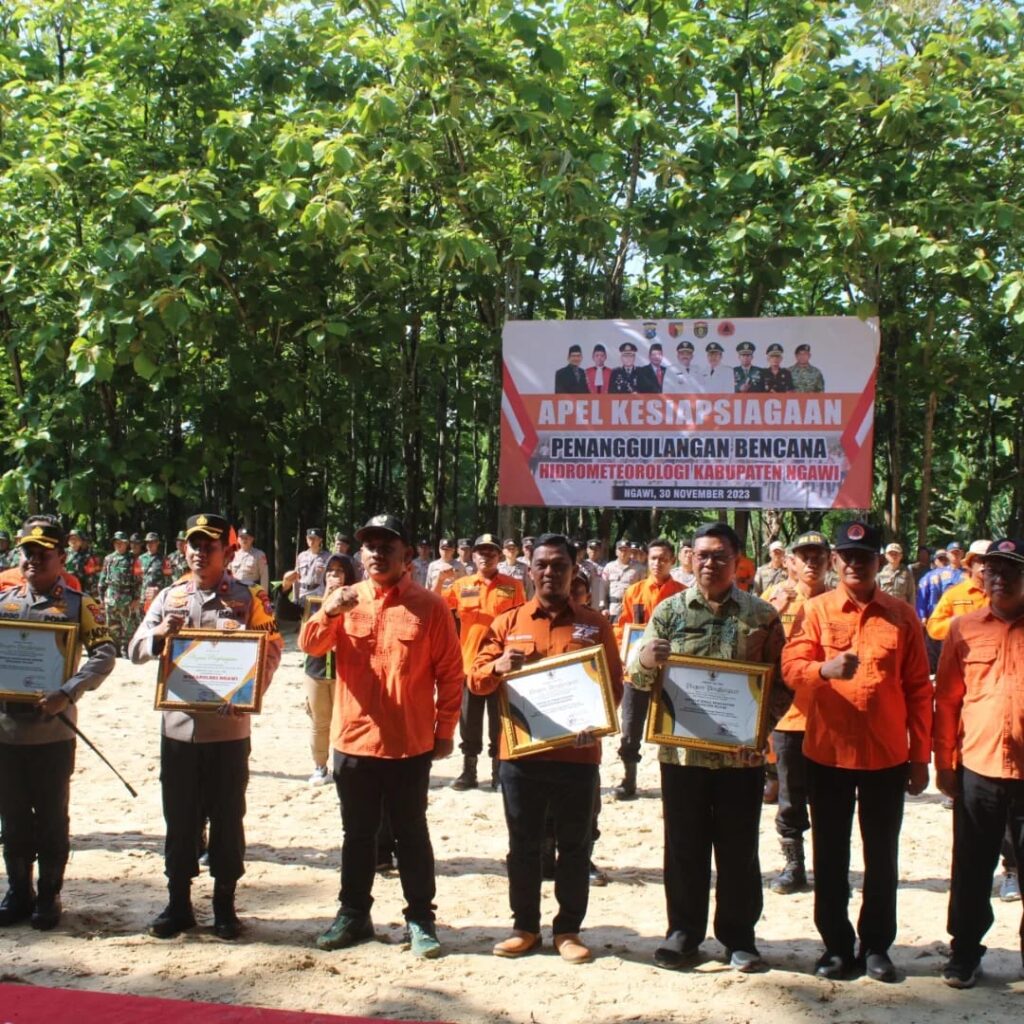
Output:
[470, 598, 623, 765]
[926, 578, 988, 641]
[781, 584, 932, 769]
[934, 607, 1024, 778]
[445, 571, 525, 675]
[300, 574, 464, 759]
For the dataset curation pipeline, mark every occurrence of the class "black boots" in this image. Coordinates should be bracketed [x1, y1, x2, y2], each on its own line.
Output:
[149, 878, 196, 939]
[490, 757, 501, 791]
[613, 763, 638, 800]
[0, 858, 35, 927]
[771, 838, 808, 894]
[212, 879, 241, 940]
[451, 755, 479, 791]
[30, 861, 64, 930]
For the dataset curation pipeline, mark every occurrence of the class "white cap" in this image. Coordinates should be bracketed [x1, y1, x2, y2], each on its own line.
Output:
[885, 542, 903, 554]
[768, 540, 785, 552]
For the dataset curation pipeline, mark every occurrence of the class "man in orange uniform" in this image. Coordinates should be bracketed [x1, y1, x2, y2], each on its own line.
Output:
[934, 538, 1024, 988]
[926, 540, 991, 642]
[299, 514, 463, 959]
[782, 521, 932, 983]
[763, 531, 833, 895]
[446, 534, 525, 792]
[611, 538, 685, 800]
[471, 535, 623, 964]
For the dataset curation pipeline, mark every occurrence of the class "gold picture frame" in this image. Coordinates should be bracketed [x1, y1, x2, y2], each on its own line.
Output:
[619, 623, 647, 678]
[0, 620, 81, 703]
[646, 654, 773, 754]
[156, 629, 268, 714]
[499, 644, 619, 758]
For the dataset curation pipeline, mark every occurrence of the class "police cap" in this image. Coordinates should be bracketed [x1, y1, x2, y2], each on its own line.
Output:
[355, 514, 409, 546]
[185, 514, 230, 543]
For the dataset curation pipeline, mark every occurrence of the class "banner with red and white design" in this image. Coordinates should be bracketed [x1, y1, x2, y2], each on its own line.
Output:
[499, 317, 879, 510]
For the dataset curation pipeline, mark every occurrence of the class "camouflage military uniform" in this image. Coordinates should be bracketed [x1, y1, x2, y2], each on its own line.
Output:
[166, 549, 189, 583]
[789, 363, 826, 392]
[139, 550, 170, 610]
[98, 549, 141, 654]
[65, 547, 102, 597]
[627, 585, 788, 768]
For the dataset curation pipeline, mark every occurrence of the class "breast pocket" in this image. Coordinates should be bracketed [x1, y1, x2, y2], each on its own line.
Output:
[961, 641, 1000, 698]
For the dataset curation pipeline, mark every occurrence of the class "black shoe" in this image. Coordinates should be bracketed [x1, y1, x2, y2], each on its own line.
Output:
[213, 883, 241, 941]
[451, 756, 478, 791]
[148, 902, 196, 939]
[613, 763, 637, 800]
[864, 951, 896, 982]
[0, 888, 35, 927]
[490, 758, 501, 791]
[316, 909, 374, 951]
[814, 951, 856, 980]
[213, 908, 242, 940]
[942, 957, 981, 989]
[30, 892, 62, 931]
[654, 931, 701, 970]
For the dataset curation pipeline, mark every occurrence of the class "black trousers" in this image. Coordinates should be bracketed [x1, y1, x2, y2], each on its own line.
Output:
[773, 730, 810, 840]
[458, 685, 501, 759]
[947, 767, 1024, 964]
[0, 740, 75, 868]
[333, 750, 436, 923]
[616, 684, 650, 764]
[161, 736, 249, 884]
[500, 758, 597, 935]
[660, 762, 764, 953]
[806, 759, 907, 958]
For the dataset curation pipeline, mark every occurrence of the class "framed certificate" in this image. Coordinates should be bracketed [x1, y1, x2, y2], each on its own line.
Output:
[619, 623, 647, 676]
[499, 645, 619, 758]
[0, 620, 81, 703]
[646, 655, 773, 754]
[156, 629, 269, 714]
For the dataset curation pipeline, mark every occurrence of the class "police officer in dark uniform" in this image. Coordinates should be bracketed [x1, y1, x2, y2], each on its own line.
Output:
[762, 344, 794, 393]
[0, 517, 116, 930]
[554, 345, 590, 394]
[609, 341, 641, 393]
[129, 514, 283, 941]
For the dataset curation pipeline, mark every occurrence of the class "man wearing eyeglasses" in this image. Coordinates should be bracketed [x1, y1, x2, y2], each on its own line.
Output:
[934, 538, 1024, 988]
[782, 521, 932, 983]
[628, 522, 788, 974]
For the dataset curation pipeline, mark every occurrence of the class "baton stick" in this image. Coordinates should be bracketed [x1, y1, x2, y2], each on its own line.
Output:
[56, 711, 138, 798]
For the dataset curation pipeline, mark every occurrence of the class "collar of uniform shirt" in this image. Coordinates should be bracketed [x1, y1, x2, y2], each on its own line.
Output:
[370, 572, 412, 601]
[836, 581, 884, 611]
[527, 597, 576, 622]
[683, 582, 742, 613]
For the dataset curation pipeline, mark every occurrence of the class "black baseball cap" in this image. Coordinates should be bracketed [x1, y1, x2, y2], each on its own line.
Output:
[238, 527, 252, 538]
[306, 527, 324, 538]
[473, 533, 502, 553]
[980, 538, 1024, 566]
[833, 521, 880, 553]
[355, 514, 409, 545]
[792, 531, 830, 553]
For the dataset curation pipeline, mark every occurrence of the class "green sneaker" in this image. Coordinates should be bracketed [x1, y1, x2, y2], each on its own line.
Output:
[316, 910, 374, 951]
[405, 920, 442, 959]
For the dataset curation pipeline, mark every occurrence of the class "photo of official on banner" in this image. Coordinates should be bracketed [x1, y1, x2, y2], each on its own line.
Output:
[499, 317, 878, 510]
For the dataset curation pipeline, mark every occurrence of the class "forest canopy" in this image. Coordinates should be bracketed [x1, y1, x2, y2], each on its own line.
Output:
[2, 0, 1022, 570]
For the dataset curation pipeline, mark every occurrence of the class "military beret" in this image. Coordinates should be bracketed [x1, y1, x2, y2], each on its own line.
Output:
[185, 514, 229, 542]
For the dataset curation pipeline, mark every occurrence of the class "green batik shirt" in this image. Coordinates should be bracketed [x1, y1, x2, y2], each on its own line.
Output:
[627, 584, 789, 768]
[789, 363, 825, 393]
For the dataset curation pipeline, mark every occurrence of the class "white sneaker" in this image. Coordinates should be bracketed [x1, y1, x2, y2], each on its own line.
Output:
[308, 765, 331, 787]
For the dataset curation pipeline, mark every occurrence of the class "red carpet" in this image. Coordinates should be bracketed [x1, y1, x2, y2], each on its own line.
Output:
[0, 984, 446, 1023]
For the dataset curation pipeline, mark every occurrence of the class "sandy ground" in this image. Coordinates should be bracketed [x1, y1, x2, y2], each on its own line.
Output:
[2, 636, 1022, 1024]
